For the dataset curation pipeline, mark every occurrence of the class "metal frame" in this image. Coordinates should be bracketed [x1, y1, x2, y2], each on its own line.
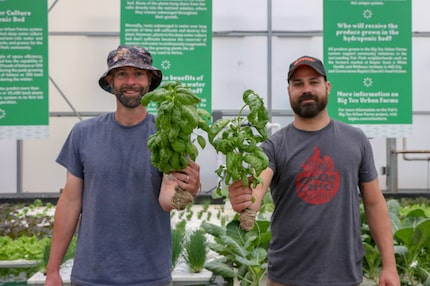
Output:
[13, 0, 430, 193]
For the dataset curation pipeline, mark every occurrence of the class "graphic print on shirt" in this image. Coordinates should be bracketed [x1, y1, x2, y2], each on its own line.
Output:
[296, 146, 340, 204]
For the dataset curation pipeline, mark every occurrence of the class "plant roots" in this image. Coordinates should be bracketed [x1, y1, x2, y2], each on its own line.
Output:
[172, 185, 194, 210]
[239, 208, 256, 231]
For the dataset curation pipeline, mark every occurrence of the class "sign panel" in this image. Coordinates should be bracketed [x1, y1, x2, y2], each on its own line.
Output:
[324, 0, 412, 137]
[0, 0, 49, 139]
[120, 0, 212, 116]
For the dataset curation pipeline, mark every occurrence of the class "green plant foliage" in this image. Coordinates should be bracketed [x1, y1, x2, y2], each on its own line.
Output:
[202, 219, 271, 286]
[0, 201, 55, 239]
[1, 196, 429, 284]
[362, 198, 430, 285]
[0, 200, 57, 281]
[204, 257, 235, 280]
[183, 230, 207, 273]
[394, 216, 430, 285]
[142, 81, 210, 174]
[208, 90, 269, 195]
[397, 197, 430, 214]
[362, 241, 381, 283]
[0, 236, 50, 261]
[0, 235, 51, 281]
[39, 236, 77, 274]
[171, 227, 185, 271]
[257, 192, 274, 220]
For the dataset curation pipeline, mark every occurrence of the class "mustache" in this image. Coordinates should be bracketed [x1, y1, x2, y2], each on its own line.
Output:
[120, 85, 143, 93]
[299, 92, 318, 102]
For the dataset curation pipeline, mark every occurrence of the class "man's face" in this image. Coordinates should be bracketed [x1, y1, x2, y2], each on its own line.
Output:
[106, 67, 151, 108]
[288, 66, 331, 118]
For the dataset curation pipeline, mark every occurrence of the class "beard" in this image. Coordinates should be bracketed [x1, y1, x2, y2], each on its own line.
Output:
[112, 84, 149, 108]
[290, 92, 328, 118]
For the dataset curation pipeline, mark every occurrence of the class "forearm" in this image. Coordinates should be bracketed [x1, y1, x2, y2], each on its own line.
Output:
[365, 199, 397, 269]
[46, 194, 81, 273]
[248, 185, 266, 213]
[250, 168, 273, 212]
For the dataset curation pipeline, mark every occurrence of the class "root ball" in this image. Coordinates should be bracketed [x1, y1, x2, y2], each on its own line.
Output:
[239, 208, 257, 231]
[172, 185, 194, 210]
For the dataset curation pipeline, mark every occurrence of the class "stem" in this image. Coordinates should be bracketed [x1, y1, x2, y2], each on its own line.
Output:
[237, 103, 248, 118]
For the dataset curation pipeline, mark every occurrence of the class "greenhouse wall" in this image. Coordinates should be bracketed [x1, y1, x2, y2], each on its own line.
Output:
[0, 0, 430, 194]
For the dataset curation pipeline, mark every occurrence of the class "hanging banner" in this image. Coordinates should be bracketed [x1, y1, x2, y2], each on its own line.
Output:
[0, 0, 49, 139]
[323, 0, 412, 137]
[120, 0, 212, 116]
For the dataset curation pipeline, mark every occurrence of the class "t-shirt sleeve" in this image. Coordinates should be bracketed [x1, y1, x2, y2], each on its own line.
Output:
[357, 129, 378, 183]
[56, 124, 84, 179]
[261, 136, 277, 174]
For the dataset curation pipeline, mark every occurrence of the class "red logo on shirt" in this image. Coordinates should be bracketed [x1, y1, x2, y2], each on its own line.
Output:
[296, 147, 340, 204]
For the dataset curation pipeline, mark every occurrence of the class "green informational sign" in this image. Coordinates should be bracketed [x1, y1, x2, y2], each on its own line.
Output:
[0, 0, 49, 139]
[324, 0, 412, 137]
[120, 0, 212, 116]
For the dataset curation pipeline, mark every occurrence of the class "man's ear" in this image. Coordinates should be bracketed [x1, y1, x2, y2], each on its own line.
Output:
[326, 80, 331, 95]
[105, 74, 113, 86]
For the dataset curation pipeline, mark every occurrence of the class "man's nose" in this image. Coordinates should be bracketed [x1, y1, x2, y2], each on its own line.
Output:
[302, 82, 313, 93]
[125, 75, 137, 84]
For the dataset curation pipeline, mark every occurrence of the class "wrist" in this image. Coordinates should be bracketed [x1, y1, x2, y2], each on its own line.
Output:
[193, 183, 201, 197]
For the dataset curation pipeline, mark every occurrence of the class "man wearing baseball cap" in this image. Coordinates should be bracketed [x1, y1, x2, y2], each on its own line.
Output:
[229, 56, 400, 286]
[287, 55, 327, 81]
[45, 46, 201, 286]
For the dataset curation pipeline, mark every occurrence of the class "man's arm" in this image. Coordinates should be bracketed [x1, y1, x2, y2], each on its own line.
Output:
[360, 178, 400, 286]
[44, 172, 83, 286]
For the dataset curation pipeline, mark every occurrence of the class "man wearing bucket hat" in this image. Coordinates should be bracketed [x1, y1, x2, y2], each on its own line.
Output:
[228, 56, 400, 286]
[44, 46, 201, 286]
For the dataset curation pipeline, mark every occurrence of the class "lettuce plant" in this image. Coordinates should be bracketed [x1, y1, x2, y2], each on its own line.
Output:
[362, 199, 430, 285]
[394, 209, 430, 285]
[202, 219, 271, 286]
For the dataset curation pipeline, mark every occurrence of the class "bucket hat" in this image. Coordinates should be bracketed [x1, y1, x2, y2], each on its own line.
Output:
[98, 45, 162, 93]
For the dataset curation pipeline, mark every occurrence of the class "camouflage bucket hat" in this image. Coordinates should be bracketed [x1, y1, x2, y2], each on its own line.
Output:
[98, 46, 163, 93]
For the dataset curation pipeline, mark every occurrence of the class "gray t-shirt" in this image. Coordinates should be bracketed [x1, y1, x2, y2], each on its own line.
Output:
[261, 120, 378, 286]
[56, 112, 171, 286]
